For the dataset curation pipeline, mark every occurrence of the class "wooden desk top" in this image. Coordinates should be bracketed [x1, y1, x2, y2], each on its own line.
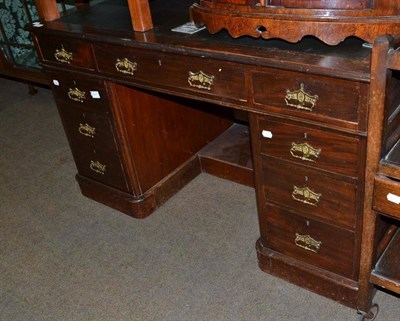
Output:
[32, 0, 372, 82]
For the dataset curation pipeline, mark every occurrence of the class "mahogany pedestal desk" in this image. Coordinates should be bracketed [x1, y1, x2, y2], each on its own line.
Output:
[28, 0, 400, 317]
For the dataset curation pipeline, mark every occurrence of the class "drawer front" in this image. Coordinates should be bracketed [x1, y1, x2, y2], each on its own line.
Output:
[260, 204, 356, 279]
[93, 43, 246, 102]
[70, 146, 129, 192]
[373, 175, 400, 219]
[262, 157, 357, 229]
[257, 116, 360, 177]
[50, 74, 109, 111]
[36, 35, 95, 70]
[252, 69, 361, 126]
[58, 104, 118, 153]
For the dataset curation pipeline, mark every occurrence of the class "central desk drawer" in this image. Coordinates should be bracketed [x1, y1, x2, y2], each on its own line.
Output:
[257, 116, 360, 177]
[262, 157, 357, 229]
[93, 43, 247, 102]
[260, 204, 356, 279]
[252, 69, 362, 127]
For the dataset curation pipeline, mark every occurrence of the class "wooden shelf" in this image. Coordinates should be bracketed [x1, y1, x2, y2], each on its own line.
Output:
[370, 227, 400, 294]
[380, 139, 400, 180]
[198, 123, 254, 187]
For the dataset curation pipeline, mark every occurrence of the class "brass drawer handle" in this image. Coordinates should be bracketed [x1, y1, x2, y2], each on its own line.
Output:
[78, 123, 96, 138]
[188, 71, 215, 90]
[285, 83, 318, 111]
[68, 87, 86, 103]
[90, 160, 106, 175]
[295, 233, 322, 253]
[54, 45, 73, 64]
[290, 142, 321, 162]
[115, 58, 138, 75]
[292, 186, 321, 206]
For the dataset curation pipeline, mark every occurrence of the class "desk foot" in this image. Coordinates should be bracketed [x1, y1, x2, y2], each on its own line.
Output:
[359, 304, 379, 321]
[256, 239, 360, 309]
[76, 156, 201, 219]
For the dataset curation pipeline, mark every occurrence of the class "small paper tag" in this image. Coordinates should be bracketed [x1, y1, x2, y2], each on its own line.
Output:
[52, 80, 60, 86]
[387, 193, 400, 205]
[33, 21, 43, 28]
[262, 130, 273, 139]
[171, 22, 205, 34]
[90, 91, 100, 99]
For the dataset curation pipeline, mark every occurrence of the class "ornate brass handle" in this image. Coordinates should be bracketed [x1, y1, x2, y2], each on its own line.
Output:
[294, 233, 322, 253]
[78, 123, 96, 138]
[188, 71, 215, 90]
[290, 142, 321, 162]
[115, 58, 138, 75]
[90, 160, 106, 175]
[285, 83, 318, 111]
[54, 45, 73, 64]
[68, 87, 86, 103]
[292, 186, 321, 206]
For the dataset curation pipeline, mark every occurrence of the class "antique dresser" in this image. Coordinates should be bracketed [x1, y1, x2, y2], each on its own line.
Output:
[29, 0, 400, 319]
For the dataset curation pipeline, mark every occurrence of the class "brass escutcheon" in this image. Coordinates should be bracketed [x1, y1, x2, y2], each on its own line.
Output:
[78, 123, 96, 138]
[292, 186, 321, 206]
[90, 160, 106, 175]
[294, 233, 322, 253]
[115, 58, 137, 75]
[290, 142, 321, 162]
[188, 71, 215, 90]
[285, 83, 318, 111]
[68, 87, 86, 103]
[54, 45, 73, 64]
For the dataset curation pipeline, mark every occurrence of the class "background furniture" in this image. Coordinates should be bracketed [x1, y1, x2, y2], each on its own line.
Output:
[357, 35, 400, 321]
[190, 0, 400, 45]
[0, 0, 92, 88]
[0, 0, 46, 87]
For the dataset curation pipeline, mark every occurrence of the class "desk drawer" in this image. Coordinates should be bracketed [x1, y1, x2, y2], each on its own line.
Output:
[252, 69, 361, 126]
[260, 204, 356, 279]
[50, 73, 109, 111]
[257, 116, 360, 177]
[70, 146, 129, 192]
[58, 105, 118, 153]
[36, 35, 95, 70]
[262, 157, 357, 229]
[156, 53, 246, 101]
[373, 175, 400, 219]
[93, 43, 246, 102]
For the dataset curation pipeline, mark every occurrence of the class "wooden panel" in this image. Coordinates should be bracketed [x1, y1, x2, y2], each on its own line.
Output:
[198, 124, 254, 187]
[36, 35, 95, 70]
[373, 175, 400, 220]
[257, 116, 360, 177]
[262, 157, 357, 229]
[108, 83, 232, 194]
[94, 43, 247, 102]
[259, 203, 356, 279]
[252, 69, 361, 128]
[268, 0, 370, 9]
[370, 228, 400, 294]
